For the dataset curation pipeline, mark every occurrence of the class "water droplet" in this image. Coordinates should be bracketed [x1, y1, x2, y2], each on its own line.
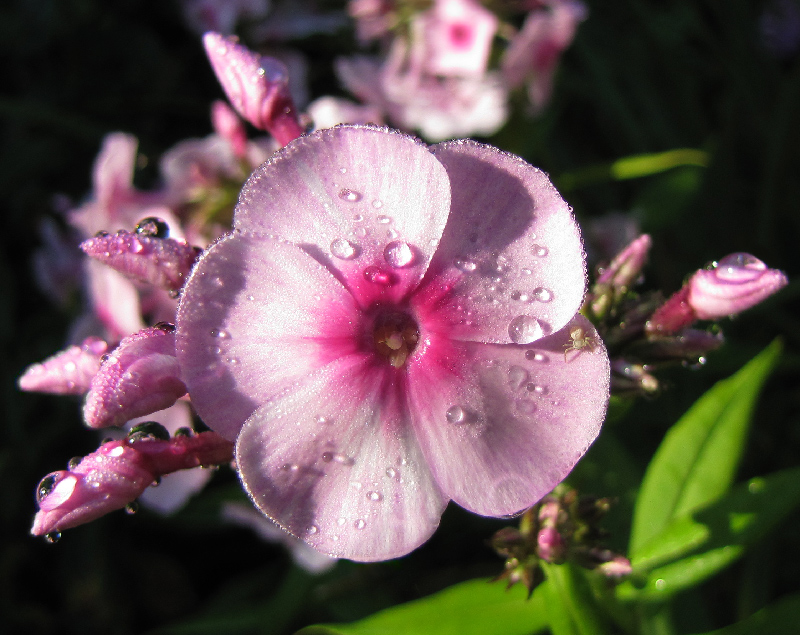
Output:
[372, 199, 383, 209]
[211, 328, 230, 339]
[330, 238, 359, 260]
[36, 473, 61, 503]
[533, 287, 552, 302]
[446, 405, 466, 424]
[316, 415, 332, 425]
[339, 167, 347, 174]
[376, 214, 391, 224]
[354, 519, 367, 530]
[339, 188, 362, 202]
[367, 491, 383, 502]
[323, 452, 354, 465]
[526, 383, 548, 394]
[364, 266, 394, 285]
[509, 316, 544, 344]
[511, 290, 530, 302]
[280, 463, 299, 472]
[454, 258, 477, 272]
[247, 295, 255, 301]
[135, 216, 169, 238]
[306, 524, 319, 535]
[516, 399, 537, 414]
[384, 241, 414, 268]
[521, 268, 532, 275]
[508, 366, 529, 390]
[715, 253, 766, 281]
[386, 467, 397, 478]
[67, 456, 82, 470]
[353, 213, 363, 222]
[355, 226, 368, 238]
[386, 228, 399, 240]
[337, 517, 346, 526]
[655, 579, 667, 591]
[532, 244, 548, 257]
[125, 501, 139, 515]
[44, 532, 61, 544]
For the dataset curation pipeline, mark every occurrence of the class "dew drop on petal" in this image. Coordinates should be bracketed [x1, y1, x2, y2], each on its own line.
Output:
[364, 266, 393, 285]
[339, 188, 362, 202]
[521, 268, 532, 275]
[533, 245, 549, 257]
[330, 238, 359, 260]
[306, 524, 319, 535]
[337, 517, 346, 526]
[508, 365, 529, 390]
[211, 329, 230, 339]
[366, 490, 383, 502]
[376, 214, 391, 224]
[386, 467, 397, 478]
[353, 213, 363, 222]
[384, 241, 414, 268]
[355, 226, 368, 238]
[526, 383, 548, 394]
[533, 287, 553, 302]
[454, 258, 477, 273]
[446, 405, 466, 423]
[372, 199, 383, 209]
[354, 519, 367, 530]
[316, 415, 332, 425]
[339, 167, 347, 174]
[509, 316, 544, 344]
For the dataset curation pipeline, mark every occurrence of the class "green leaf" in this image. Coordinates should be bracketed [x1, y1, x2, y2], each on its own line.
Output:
[542, 563, 611, 635]
[693, 593, 800, 635]
[629, 340, 782, 557]
[618, 467, 800, 601]
[295, 578, 549, 635]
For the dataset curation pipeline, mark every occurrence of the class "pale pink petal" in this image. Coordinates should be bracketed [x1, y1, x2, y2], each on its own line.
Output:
[18, 337, 109, 395]
[235, 357, 447, 562]
[234, 126, 451, 306]
[407, 315, 608, 516]
[93, 133, 138, 211]
[422, 140, 585, 344]
[84, 326, 187, 428]
[177, 235, 361, 440]
[85, 260, 145, 339]
[307, 96, 385, 129]
[80, 230, 202, 292]
[211, 100, 248, 158]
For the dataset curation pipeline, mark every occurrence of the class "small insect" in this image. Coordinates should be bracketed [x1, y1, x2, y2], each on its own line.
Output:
[564, 325, 597, 362]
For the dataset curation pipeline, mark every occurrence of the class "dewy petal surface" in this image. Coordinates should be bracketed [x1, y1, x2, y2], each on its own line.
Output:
[424, 140, 586, 344]
[235, 356, 447, 562]
[177, 234, 362, 440]
[233, 126, 452, 306]
[407, 315, 608, 516]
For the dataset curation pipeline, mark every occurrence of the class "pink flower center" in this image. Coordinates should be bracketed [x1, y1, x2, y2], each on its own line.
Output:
[371, 310, 420, 368]
[449, 23, 474, 49]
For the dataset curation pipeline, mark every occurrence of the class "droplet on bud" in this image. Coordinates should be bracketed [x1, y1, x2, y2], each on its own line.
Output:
[135, 217, 170, 238]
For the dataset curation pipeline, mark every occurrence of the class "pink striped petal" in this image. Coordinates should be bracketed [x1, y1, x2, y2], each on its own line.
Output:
[235, 356, 447, 562]
[81, 230, 202, 292]
[18, 337, 108, 395]
[233, 126, 452, 307]
[408, 315, 608, 516]
[423, 140, 586, 344]
[84, 326, 187, 428]
[177, 234, 361, 440]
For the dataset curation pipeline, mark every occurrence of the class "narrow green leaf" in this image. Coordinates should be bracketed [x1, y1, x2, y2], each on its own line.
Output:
[693, 593, 800, 635]
[542, 563, 610, 635]
[295, 578, 549, 635]
[610, 149, 709, 180]
[629, 340, 782, 557]
[618, 467, 800, 601]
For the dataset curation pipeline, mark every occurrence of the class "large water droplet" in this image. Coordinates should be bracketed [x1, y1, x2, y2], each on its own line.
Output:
[366, 490, 383, 502]
[532, 244, 548, 257]
[135, 216, 170, 238]
[508, 366, 529, 390]
[454, 258, 477, 273]
[330, 238, 359, 260]
[446, 405, 466, 423]
[508, 316, 544, 344]
[306, 524, 319, 535]
[384, 241, 414, 268]
[533, 287, 552, 302]
[364, 266, 393, 285]
[339, 188, 362, 202]
[715, 253, 766, 281]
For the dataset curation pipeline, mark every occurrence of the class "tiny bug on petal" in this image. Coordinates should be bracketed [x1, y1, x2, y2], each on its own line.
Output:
[564, 326, 598, 362]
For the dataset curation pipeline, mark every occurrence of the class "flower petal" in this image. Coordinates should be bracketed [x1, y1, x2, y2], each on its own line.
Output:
[424, 140, 586, 344]
[407, 315, 608, 516]
[176, 234, 362, 440]
[233, 126, 452, 306]
[18, 337, 108, 395]
[235, 357, 447, 562]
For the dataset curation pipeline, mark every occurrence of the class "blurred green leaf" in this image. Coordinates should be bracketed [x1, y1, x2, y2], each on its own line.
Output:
[692, 593, 800, 635]
[295, 578, 548, 635]
[618, 467, 800, 601]
[629, 340, 782, 557]
[542, 563, 610, 635]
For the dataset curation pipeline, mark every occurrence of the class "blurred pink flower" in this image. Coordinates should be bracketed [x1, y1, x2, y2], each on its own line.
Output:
[501, 0, 587, 113]
[647, 253, 789, 335]
[176, 126, 609, 561]
[413, 0, 498, 77]
[180, 0, 270, 35]
[348, 0, 396, 44]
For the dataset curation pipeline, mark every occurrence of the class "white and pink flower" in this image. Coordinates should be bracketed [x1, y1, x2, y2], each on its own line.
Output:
[176, 125, 609, 561]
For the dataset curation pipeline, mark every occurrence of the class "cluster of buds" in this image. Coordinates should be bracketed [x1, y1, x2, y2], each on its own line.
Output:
[490, 485, 631, 595]
[31, 422, 234, 543]
[583, 236, 788, 397]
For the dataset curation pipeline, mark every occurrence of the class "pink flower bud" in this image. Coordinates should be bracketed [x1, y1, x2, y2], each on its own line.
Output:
[18, 337, 109, 395]
[648, 254, 788, 335]
[211, 100, 248, 159]
[203, 32, 304, 147]
[84, 325, 187, 428]
[598, 555, 633, 578]
[536, 526, 566, 562]
[80, 227, 202, 293]
[31, 432, 234, 537]
[596, 234, 651, 288]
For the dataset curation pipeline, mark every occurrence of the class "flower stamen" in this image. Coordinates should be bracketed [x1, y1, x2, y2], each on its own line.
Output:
[373, 312, 420, 368]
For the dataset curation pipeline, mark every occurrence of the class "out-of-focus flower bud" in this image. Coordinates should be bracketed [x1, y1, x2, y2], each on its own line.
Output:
[589, 234, 651, 318]
[610, 360, 659, 396]
[647, 253, 788, 335]
[203, 32, 304, 147]
[211, 100, 248, 158]
[537, 526, 566, 563]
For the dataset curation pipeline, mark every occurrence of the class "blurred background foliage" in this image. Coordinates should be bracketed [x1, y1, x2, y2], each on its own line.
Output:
[1, 1, 798, 633]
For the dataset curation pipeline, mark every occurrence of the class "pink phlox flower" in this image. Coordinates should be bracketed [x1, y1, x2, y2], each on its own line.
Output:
[31, 431, 234, 537]
[80, 229, 203, 293]
[176, 126, 609, 561]
[203, 32, 305, 147]
[307, 96, 385, 130]
[84, 324, 187, 429]
[501, 0, 587, 114]
[180, 0, 271, 35]
[413, 0, 499, 77]
[222, 502, 338, 573]
[348, 0, 396, 44]
[647, 253, 789, 335]
[18, 336, 109, 395]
